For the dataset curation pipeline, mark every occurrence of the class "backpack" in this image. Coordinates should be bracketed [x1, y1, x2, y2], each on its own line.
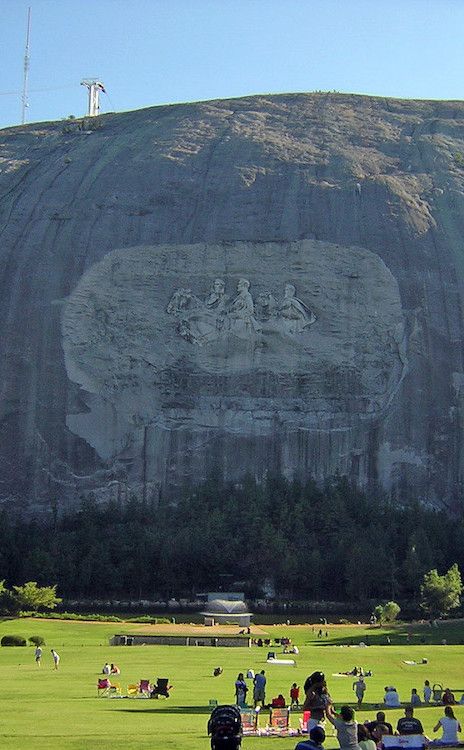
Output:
[208, 705, 242, 748]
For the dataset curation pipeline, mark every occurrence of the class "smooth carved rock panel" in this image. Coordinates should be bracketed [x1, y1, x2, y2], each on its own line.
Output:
[62, 240, 406, 463]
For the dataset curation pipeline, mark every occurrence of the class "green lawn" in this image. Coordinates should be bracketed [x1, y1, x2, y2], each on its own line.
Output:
[0, 618, 463, 750]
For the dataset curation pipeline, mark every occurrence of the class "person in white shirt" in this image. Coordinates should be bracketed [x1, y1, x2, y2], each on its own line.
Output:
[102, 663, 111, 675]
[51, 649, 60, 670]
[34, 646, 42, 666]
[423, 680, 432, 703]
[384, 687, 400, 708]
[432, 706, 461, 744]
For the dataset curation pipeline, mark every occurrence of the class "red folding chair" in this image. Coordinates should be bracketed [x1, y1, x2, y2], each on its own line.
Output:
[139, 679, 151, 697]
[97, 678, 111, 697]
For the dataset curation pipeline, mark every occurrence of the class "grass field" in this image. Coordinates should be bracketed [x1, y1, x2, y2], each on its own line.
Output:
[0, 617, 463, 750]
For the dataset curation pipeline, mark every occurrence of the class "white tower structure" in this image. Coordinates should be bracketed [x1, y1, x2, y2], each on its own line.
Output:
[80, 79, 106, 117]
[21, 7, 31, 125]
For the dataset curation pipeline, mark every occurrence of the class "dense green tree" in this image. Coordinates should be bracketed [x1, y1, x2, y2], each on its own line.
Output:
[373, 600, 401, 624]
[420, 564, 462, 616]
[2, 474, 464, 603]
[12, 581, 62, 612]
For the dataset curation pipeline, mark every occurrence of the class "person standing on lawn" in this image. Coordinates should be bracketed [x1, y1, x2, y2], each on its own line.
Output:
[51, 649, 60, 670]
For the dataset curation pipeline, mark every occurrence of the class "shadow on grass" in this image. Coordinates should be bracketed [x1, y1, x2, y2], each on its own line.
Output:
[113, 702, 387, 715]
[311, 621, 464, 647]
[114, 705, 213, 714]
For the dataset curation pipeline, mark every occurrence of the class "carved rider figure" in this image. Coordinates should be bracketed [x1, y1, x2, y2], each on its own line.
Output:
[278, 283, 317, 334]
[227, 278, 262, 337]
[205, 278, 227, 318]
[167, 278, 315, 344]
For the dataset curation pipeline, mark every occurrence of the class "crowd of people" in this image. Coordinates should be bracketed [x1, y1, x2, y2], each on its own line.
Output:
[232, 669, 302, 710]
[294, 671, 463, 750]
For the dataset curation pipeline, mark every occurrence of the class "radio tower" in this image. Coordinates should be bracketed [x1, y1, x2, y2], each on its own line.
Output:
[21, 7, 31, 125]
[80, 79, 106, 117]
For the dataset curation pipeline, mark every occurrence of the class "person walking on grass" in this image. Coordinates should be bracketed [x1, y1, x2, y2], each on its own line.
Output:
[353, 676, 366, 707]
[51, 649, 60, 670]
[34, 645, 42, 666]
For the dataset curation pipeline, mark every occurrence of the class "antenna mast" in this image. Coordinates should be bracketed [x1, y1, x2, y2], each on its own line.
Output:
[21, 7, 31, 125]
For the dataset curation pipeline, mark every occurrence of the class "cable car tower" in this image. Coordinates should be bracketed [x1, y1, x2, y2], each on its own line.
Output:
[80, 79, 106, 117]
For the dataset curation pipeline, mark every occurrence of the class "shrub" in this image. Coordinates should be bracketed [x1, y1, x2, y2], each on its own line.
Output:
[29, 635, 45, 646]
[373, 601, 401, 624]
[126, 616, 171, 624]
[23, 611, 123, 622]
[1, 635, 27, 646]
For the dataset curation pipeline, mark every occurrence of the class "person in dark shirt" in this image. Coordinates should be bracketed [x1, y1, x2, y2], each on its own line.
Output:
[396, 706, 424, 735]
[295, 725, 326, 750]
[442, 688, 456, 705]
[365, 712, 393, 735]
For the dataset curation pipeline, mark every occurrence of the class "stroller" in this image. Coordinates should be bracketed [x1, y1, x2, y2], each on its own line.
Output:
[208, 704, 242, 750]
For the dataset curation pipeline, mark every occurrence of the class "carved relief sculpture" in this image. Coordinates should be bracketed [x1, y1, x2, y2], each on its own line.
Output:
[166, 279, 317, 345]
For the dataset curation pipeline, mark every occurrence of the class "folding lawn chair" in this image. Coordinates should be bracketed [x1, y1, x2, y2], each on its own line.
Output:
[240, 708, 258, 735]
[150, 678, 171, 698]
[139, 679, 152, 698]
[269, 707, 290, 734]
[383, 734, 427, 750]
[97, 678, 111, 697]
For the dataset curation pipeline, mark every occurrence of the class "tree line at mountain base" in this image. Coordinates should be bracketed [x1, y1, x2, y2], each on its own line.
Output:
[0, 474, 463, 605]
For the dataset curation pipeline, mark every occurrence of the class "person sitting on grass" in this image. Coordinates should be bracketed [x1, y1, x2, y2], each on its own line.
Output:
[396, 706, 424, 735]
[295, 725, 326, 750]
[410, 688, 421, 707]
[442, 688, 456, 706]
[325, 704, 359, 750]
[365, 712, 393, 736]
[384, 686, 401, 708]
[432, 705, 461, 745]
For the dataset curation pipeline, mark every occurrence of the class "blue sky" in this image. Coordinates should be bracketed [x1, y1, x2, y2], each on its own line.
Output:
[1, 0, 463, 129]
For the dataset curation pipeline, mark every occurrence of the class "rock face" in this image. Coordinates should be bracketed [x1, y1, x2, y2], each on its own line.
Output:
[1, 92, 464, 509]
